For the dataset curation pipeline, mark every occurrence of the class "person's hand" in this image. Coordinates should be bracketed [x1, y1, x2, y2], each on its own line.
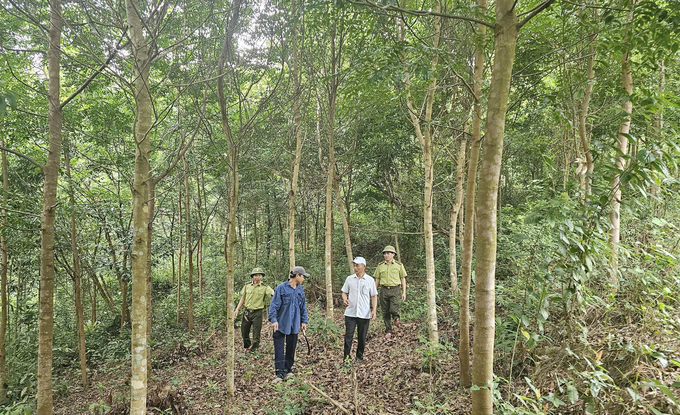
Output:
[401, 292, 406, 301]
[371, 310, 376, 321]
[343, 297, 349, 307]
[272, 322, 278, 332]
[300, 323, 307, 332]
[233, 310, 238, 319]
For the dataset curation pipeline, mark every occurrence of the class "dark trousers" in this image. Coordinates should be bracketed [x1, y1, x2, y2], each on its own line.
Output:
[273, 330, 298, 378]
[241, 308, 263, 350]
[344, 316, 370, 361]
[380, 286, 401, 333]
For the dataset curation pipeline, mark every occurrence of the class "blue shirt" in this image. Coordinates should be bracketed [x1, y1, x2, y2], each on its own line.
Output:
[268, 280, 308, 335]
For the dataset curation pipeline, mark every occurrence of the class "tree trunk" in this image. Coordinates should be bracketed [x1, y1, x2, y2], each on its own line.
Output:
[125, 0, 152, 408]
[37, 0, 62, 410]
[177, 187, 182, 325]
[323, 159, 335, 317]
[609, 8, 634, 293]
[288, 0, 303, 271]
[450, 133, 466, 296]
[334, 177, 353, 275]
[403, 0, 441, 347]
[183, 156, 194, 333]
[579, 38, 595, 197]
[217, 0, 242, 397]
[0, 143, 7, 401]
[460, 0, 486, 389]
[104, 225, 128, 329]
[65, 147, 88, 389]
[471, 1, 518, 413]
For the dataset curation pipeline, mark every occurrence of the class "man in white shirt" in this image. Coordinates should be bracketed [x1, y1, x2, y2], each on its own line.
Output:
[341, 257, 378, 362]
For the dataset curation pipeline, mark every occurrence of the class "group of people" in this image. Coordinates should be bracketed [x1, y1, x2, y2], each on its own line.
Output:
[233, 245, 407, 382]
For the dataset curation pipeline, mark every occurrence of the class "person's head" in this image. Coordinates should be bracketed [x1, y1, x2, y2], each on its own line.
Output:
[250, 267, 265, 284]
[289, 266, 309, 284]
[382, 245, 397, 262]
[353, 257, 367, 276]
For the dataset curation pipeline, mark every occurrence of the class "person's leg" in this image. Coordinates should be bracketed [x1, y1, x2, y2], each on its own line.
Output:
[284, 333, 298, 374]
[392, 287, 402, 324]
[344, 316, 357, 361]
[380, 288, 392, 334]
[241, 314, 252, 349]
[251, 310, 263, 351]
[356, 318, 370, 361]
[273, 330, 286, 379]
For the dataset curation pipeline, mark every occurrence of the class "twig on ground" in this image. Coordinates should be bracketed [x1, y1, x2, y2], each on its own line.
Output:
[303, 380, 351, 414]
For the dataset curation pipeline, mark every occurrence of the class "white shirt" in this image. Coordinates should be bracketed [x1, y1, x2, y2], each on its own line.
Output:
[341, 273, 378, 319]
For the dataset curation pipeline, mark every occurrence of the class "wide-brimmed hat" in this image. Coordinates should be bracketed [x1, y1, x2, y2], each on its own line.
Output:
[250, 267, 266, 276]
[382, 245, 397, 254]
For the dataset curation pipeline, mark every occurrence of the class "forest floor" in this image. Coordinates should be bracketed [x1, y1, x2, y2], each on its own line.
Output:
[54, 309, 470, 414]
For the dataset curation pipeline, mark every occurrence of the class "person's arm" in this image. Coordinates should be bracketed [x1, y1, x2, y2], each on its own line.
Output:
[342, 291, 349, 307]
[401, 264, 407, 301]
[300, 290, 308, 331]
[374, 267, 381, 289]
[341, 277, 350, 306]
[269, 287, 281, 332]
[234, 295, 246, 319]
[371, 294, 377, 320]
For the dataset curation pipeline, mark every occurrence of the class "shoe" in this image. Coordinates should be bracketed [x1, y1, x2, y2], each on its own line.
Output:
[284, 372, 295, 381]
[244, 347, 251, 354]
[393, 318, 400, 327]
[356, 357, 363, 363]
[385, 333, 392, 340]
[272, 376, 284, 384]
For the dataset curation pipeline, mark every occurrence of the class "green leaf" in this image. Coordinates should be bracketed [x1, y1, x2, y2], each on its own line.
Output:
[566, 384, 579, 404]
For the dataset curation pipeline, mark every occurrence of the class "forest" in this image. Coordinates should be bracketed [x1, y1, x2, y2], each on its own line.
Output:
[0, 0, 679, 413]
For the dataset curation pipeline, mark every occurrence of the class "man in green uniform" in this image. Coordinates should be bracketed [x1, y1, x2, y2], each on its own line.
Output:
[234, 267, 275, 353]
[374, 245, 407, 340]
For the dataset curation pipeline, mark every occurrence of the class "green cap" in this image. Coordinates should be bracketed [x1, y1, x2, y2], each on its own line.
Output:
[382, 245, 397, 254]
[250, 267, 266, 277]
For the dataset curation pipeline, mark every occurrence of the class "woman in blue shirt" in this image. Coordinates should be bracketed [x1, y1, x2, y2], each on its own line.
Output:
[269, 266, 309, 382]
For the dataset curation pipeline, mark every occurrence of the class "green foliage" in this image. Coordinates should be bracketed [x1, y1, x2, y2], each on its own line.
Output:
[307, 305, 341, 348]
[266, 381, 310, 415]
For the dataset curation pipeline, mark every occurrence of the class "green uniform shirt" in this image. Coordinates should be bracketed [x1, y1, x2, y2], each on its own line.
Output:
[374, 260, 407, 287]
[240, 282, 275, 310]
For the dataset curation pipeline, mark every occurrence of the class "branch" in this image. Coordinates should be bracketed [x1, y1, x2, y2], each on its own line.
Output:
[0, 145, 43, 170]
[303, 381, 350, 415]
[60, 37, 128, 109]
[348, 0, 494, 29]
[518, 0, 557, 29]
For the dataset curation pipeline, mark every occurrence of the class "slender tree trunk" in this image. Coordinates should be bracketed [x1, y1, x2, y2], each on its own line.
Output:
[460, 0, 486, 389]
[471, 1, 518, 413]
[90, 277, 97, 323]
[217, 0, 242, 397]
[609, 8, 634, 293]
[403, 0, 441, 347]
[125, 0, 152, 408]
[197, 194, 203, 301]
[390, 202, 401, 262]
[288, 0, 303, 271]
[651, 60, 664, 207]
[65, 148, 88, 389]
[104, 226, 128, 329]
[0, 143, 7, 401]
[323, 159, 335, 317]
[450, 133, 466, 296]
[177, 188, 183, 325]
[334, 177, 353, 275]
[578, 37, 596, 197]
[37, 0, 62, 410]
[183, 156, 194, 333]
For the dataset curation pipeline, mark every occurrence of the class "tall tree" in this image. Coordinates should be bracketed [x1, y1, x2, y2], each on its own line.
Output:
[65, 145, 87, 389]
[609, 6, 634, 292]
[124, 0, 153, 409]
[0, 142, 7, 401]
[37, 0, 63, 411]
[460, 0, 486, 388]
[402, 0, 442, 347]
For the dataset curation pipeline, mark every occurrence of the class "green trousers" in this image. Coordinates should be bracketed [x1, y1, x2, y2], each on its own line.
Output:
[380, 286, 401, 333]
[241, 308, 264, 350]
